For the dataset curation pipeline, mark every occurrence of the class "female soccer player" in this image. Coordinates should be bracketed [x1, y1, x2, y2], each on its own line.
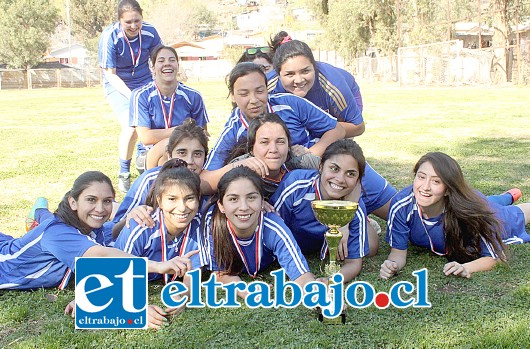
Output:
[114, 166, 207, 283]
[380, 152, 530, 279]
[267, 34, 364, 137]
[236, 46, 274, 73]
[0, 171, 192, 290]
[200, 62, 345, 194]
[111, 119, 208, 237]
[130, 45, 209, 166]
[204, 166, 315, 299]
[271, 139, 374, 282]
[98, 0, 162, 191]
[227, 113, 291, 200]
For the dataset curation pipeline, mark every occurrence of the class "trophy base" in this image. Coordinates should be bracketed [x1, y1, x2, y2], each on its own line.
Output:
[316, 308, 346, 324]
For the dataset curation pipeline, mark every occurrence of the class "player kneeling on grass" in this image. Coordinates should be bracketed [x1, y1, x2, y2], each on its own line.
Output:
[380, 152, 530, 279]
[113, 165, 207, 327]
[204, 166, 317, 300]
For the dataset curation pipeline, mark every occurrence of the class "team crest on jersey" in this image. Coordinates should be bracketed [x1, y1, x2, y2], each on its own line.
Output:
[74, 257, 148, 329]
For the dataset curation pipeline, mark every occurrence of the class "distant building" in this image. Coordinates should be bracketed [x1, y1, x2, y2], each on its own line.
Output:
[44, 44, 89, 66]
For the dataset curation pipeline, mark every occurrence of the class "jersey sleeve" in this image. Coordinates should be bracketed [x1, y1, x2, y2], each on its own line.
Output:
[190, 92, 209, 126]
[270, 175, 296, 229]
[113, 220, 150, 257]
[264, 215, 310, 280]
[40, 223, 98, 271]
[385, 196, 412, 250]
[130, 87, 151, 128]
[291, 96, 338, 138]
[203, 123, 238, 171]
[113, 171, 153, 223]
[345, 200, 370, 259]
[98, 26, 117, 69]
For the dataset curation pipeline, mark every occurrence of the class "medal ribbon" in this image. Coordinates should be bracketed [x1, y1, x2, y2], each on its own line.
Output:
[121, 28, 142, 75]
[227, 212, 263, 278]
[159, 211, 193, 284]
[416, 205, 446, 256]
[155, 83, 176, 128]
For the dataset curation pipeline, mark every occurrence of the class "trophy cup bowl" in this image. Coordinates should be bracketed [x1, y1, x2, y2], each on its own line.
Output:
[311, 200, 358, 324]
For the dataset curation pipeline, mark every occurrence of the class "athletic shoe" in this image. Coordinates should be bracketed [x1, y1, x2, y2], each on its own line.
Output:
[118, 172, 131, 193]
[25, 197, 48, 232]
[135, 152, 147, 175]
[504, 188, 522, 204]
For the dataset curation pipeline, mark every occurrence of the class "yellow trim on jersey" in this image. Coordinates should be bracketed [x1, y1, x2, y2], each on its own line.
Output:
[267, 75, 279, 92]
[318, 72, 347, 111]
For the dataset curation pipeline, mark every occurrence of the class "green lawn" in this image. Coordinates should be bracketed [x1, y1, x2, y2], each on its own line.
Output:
[0, 83, 529, 348]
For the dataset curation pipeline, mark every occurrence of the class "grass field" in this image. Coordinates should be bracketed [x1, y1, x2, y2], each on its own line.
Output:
[0, 82, 529, 348]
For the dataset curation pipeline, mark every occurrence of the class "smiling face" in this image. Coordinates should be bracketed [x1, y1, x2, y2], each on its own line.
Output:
[119, 10, 143, 39]
[319, 154, 360, 200]
[278, 55, 316, 98]
[251, 122, 289, 177]
[230, 71, 268, 121]
[69, 182, 114, 230]
[153, 48, 178, 83]
[218, 178, 263, 237]
[413, 161, 447, 217]
[169, 137, 206, 174]
[157, 183, 199, 238]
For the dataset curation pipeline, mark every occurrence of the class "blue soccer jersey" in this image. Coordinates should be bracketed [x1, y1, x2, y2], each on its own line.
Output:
[114, 208, 205, 282]
[362, 162, 397, 214]
[113, 166, 162, 223]
[98, 22, 162, 91]
[203, 93, 337, 171]
[386, 186, 530, 258]
[270, 170, 369, 259]
[267, 62, 363, 125]
[0, 216, 105, 290]
[204, 210, 310, 280]
[130, 81, 209, 140]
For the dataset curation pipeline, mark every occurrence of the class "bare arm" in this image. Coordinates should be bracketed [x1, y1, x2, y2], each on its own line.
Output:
[308, 123, 346, 157]
[443, 256, 497, 278]
[200, 158, 269, 195]
[339, 121, 365, 138]
[379, 248, 408, 279]
[136, 126, 175, 147]
[216, 272, 249, 300]
[103, 68, 131, 98]
[339, 258, 363, 283]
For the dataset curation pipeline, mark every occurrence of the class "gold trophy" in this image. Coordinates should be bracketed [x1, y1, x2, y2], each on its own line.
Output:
[311, 200, 358, 324]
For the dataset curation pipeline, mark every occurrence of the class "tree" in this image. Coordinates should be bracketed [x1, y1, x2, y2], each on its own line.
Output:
[70, 0, 118, 55]
[0, 0, 58, 70]
[146, 0, 218, 43]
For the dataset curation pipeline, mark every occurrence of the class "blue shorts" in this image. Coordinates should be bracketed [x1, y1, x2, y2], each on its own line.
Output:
[361, 162, 398, 214]
[105, 87, 130, 128]
[497, 205, 530, 244]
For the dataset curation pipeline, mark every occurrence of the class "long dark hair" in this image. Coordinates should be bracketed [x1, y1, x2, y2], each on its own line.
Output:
[145, 159, 197, 208]
[166, 118, 208, 156]
[55, 171, 115, 234]
[268, 31, 291, 54]
[413, 152, 506, 263]
[320, 138, 366, 183]
[118, 0, 143, 19]
[208, 167, 264, 275]
[150, 45, 179, 66]
[272, 39, 317, 74]
[226, 62, 267, 108]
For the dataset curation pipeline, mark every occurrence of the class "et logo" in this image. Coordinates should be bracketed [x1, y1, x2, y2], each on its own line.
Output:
[75, 257, 148, 329]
